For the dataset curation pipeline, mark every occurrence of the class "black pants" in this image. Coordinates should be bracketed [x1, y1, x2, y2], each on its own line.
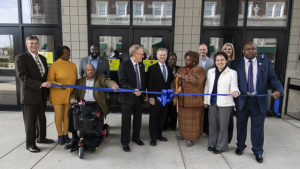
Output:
[121, 97, 142, 145]
[228, 110, 235, 143]
[22, 102, 46, 148]
[149, 101, 168, 141]
[164, 101, 177, 130]
[203, 107, 209, 135]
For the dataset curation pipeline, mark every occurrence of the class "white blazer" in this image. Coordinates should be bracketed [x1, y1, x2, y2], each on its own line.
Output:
[204, 66, 240, 107]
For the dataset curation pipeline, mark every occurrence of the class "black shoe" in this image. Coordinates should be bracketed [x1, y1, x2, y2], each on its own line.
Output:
[58, 136, 65, 145]
[235, 148, 244, 155]
[255, 154, 263, 163]
[123, 144, 130, 152]
[63, 135, 71, 143]
[37, 138, 54, 144]
[158, 136, 168, 141]
[150, 140, 157, 146]
[132, 139, 144, 146]
[26, 146, 40, 153]
[213, 149, 222, 154]
[207, 147, 215, 151]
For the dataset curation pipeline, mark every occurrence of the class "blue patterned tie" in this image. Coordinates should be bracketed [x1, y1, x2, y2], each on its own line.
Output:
[162, 64, 167, 82]
[135, 64, 141, 89]
[248, 59, 254, 94]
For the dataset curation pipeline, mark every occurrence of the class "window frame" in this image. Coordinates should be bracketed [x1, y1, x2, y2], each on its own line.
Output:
[116, 1, 128, 17]
[204, 1, 216, 17]
[266, 2, 285, 18]
[153, 2, 163, 17]
[133, 1, 144, 17]
[96, 1, 107, 17]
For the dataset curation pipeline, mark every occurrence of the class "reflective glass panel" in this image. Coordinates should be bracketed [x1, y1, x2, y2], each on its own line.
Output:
[203, 0, 222, 26]
[91, 0, 130, 25]
[22, 0, 58, 24]
[247, 0, 288, 27]
[34, 35, 55, 64]
[99, 36, 123, 58]
[133, 0, 173, 26]
[0, 0, 19, 23]
[253, 38, 277, 65]
[209, 37, 223, 58]
[0, 35, 17, 105]
[140, 37, 164, 59]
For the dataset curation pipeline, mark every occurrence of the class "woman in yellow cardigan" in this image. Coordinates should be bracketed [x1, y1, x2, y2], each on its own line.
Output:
[48, 46, 77, 145]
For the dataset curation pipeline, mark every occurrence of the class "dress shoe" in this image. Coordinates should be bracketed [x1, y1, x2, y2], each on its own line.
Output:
[207, 147, 215, 151]
[150, 140, 157, 146]
[63, 135, 71, 143]
[58, 136, 65, 145]
[123, 144, 130, 152]
[185, 140, 194, 147]
[255, 154, 263, 163]
[132, 139, 144, 146]
[213, 149, 222, 154]
[235, 148, 244, 155]
[26, 146, 40, 153]
[158, 136, 168, 141]
[37, 138, 54, 144]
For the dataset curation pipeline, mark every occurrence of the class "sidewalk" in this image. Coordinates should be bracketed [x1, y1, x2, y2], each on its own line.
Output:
[0, 111, 300, 169]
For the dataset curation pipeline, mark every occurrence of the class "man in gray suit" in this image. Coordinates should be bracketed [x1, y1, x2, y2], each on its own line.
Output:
[198, 43, 214, 135]
[79, 44, 110, 78]
[198, 43, 214, 73]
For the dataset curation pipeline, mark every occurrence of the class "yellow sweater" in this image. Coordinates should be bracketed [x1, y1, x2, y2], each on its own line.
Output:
[47, 59, 77, 104]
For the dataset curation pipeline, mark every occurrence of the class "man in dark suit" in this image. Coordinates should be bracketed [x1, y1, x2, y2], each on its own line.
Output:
[118, 44, 146, 152]
[231, 42, 283, 163]
[79, 44, 110, 78]
[15, 35, 54, 153]
[147, 48, 173, 146]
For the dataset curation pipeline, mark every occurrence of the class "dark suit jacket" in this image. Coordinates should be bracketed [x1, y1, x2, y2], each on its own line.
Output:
[70, 74, 117, 117]
[79, 56, 110, 78]
[231, 56, 284, 113]
[15, 51, 49, 104]
[147, 63, 173, 98]
[118, 59, 146, 105]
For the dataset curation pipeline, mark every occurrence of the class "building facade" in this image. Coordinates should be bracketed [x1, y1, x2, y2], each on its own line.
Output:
[0, 0, 299, 118]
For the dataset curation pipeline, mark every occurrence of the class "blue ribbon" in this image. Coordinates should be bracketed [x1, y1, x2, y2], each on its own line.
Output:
[51, 83, 280, 115]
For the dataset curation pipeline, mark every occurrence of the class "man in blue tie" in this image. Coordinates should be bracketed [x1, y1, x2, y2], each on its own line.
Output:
[147, 48, 173, 146]
[231, 42, 283, 163]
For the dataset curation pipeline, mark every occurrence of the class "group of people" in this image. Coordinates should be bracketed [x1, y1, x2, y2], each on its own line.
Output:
[15, 35, 283, 164]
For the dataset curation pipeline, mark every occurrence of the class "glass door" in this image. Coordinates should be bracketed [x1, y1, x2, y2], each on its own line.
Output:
[0, 28, 21, 107]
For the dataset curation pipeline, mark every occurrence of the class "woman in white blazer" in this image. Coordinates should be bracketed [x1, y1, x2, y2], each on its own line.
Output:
[204, 52, 240, 154]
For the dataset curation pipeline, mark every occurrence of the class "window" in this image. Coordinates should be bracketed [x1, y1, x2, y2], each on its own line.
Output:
[116, 2, 127, 17]
[204, 2, 216, 17]
[133, 2, 144, 17]
[96, 1, 107, 16]
[165, 3, 172, 17]
[248, 2, 253, 17]
[153, 3, 163, 17]
[266, 2, 285, 18]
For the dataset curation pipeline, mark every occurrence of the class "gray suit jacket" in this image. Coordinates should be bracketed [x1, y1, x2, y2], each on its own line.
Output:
[198, 56, 214, 73]
[79, 56, 110, 78]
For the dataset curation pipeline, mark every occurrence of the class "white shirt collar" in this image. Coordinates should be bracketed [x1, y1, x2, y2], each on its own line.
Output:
[158, 62, 165, 67]
[244, 56, 257, 64]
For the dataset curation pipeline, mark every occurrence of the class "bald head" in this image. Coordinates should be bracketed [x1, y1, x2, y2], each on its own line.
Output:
[85, 64, 95, 79]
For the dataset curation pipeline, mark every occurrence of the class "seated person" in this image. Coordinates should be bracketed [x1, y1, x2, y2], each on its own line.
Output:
[65, 64, 118, 150]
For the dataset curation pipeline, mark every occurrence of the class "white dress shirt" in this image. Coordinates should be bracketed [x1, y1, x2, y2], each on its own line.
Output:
[158, 62, 168, 81]
[29, 51, 45, 75]
[244, 57, 257, 94]
[84, 78, 96, 101]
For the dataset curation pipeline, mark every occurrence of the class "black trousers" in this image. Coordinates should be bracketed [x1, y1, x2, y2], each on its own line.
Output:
[228, 110, 235, 143]
[22, 101, 46, 148]
[149, 101, 168, 141]
[164, 101, 177, 130]
[121, 97, 142, 145]
[203, 107, 209, 135]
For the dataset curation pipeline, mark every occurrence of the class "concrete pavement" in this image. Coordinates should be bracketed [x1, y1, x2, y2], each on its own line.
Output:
[0, 111, 300, 169]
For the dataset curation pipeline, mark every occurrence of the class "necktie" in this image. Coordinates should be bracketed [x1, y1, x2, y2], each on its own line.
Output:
[248, 59, 254, 94]
[162, 64, 167, 82]
[135, 64, 141, 89]
[34, 54, 44, 76]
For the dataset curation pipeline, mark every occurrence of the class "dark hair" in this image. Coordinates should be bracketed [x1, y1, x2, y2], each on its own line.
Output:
[55, 46, 70, 59]
[169, 52, 177, 60]
[214, 52, 228, 61]
[25, 35, 39, 42]
[184, 50, 199, 65]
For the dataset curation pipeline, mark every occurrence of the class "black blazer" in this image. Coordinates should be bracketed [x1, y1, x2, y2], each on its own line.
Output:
[118, 59, 146, 105]
[15, 51, 49, 104]
[147, 63, 173, 98]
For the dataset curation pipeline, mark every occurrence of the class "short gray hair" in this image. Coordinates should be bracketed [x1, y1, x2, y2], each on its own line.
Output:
[25, 35, 39, 42]
[156, 48, 168, 55]
[129, 44, 143, 57]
